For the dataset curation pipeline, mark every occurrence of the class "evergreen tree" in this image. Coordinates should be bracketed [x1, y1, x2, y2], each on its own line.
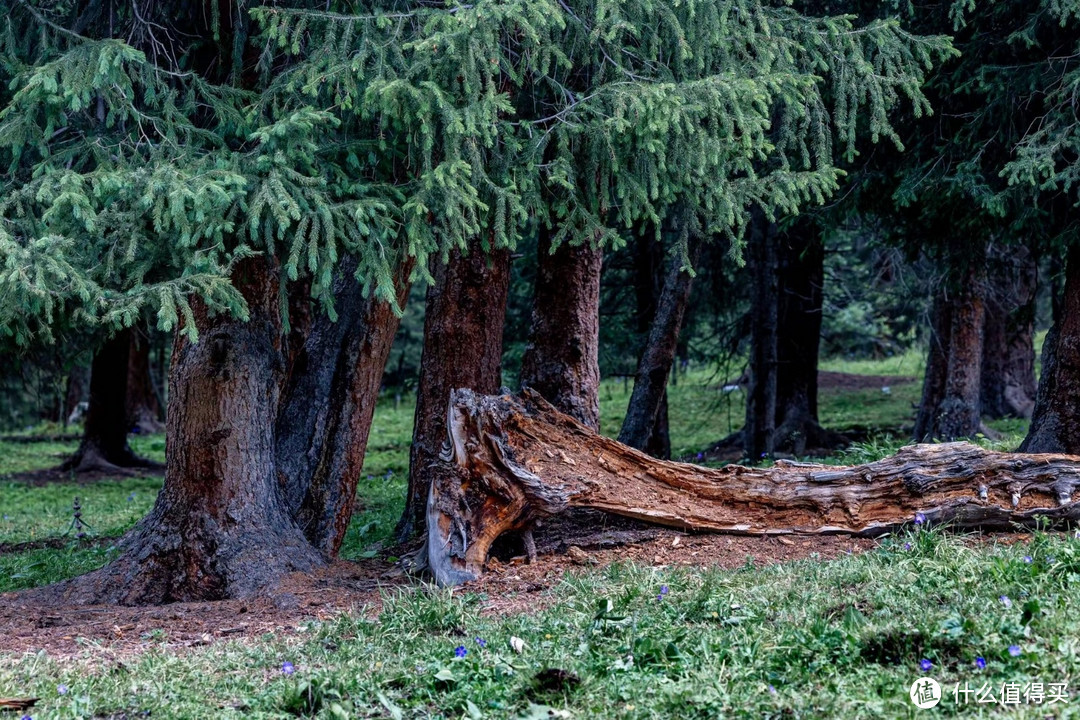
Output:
[0, 0, 952, 602]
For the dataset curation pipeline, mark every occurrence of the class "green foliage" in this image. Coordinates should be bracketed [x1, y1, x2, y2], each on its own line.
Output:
[0, 0, 953, 345]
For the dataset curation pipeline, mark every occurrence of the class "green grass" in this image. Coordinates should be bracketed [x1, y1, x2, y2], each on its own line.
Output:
[6, 529, 1080, 718]
[3, 353, 1064, 719]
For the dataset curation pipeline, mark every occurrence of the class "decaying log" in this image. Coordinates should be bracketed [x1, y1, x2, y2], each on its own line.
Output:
[416, 389, 1080, 587]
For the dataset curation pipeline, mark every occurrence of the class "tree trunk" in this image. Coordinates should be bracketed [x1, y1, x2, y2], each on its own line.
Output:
[1021, 245, 1080, 453]
[915, 246, 987, 441]
[126, 328, 165, 434]
[618, 231, 701, 457]
[276, 257, 414, 556]
[519, 227, 602, 430]
[773, 223, 847, 455]
[914, 287, 951, 441]
[743, 214, 779, 460]
[628, 230, 669, 455]
[60, 329, 152, 471]
[399, 246, 510, 540]
[981, 246, 1038, 420]
[418, 389, 1080, 587]
[51, 257, 324, 604]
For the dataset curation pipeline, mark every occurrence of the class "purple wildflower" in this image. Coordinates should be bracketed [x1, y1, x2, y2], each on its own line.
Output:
[454, 645, 467, 658]
[919, 659, 932, 672]
[475, 637, 486, 647]
[657, 585, 669, 601]
[281, 661, 295, 675]
[1008, 645, 1022, 657]
[57, 684, 68, 695]
[904, 542, 912, 551]
[1023, 556, 1033, 564]
[975, 657, 986, 669]
[696, 453, 704, 460]
[21, 716, 32, 720]
[914, 512, 927, 525]
[768, 685, 777, 695]
[1000, 595, 1012, 608]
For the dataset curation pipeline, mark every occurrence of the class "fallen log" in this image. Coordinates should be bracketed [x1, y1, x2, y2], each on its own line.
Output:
[416, 389, 1080, 587]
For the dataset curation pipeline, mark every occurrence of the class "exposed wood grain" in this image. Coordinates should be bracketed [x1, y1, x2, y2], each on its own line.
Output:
[418, 389, 1080, 586]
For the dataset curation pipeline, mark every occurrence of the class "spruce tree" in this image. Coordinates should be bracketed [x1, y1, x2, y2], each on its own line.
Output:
[1, 0, 952, 602]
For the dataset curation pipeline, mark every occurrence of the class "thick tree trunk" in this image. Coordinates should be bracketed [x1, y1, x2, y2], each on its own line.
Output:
[519, 228, 602, 430]
[398, 247, 510, 540]
[52, 257, 324, 604]
[915, 246, 987, 441]
[126, 328, 165, 434]
[276, 257, 413, 556]
[60, 329, 153, 471]
[743, 214, 779, 460]
[418, 389, 1080, 586]
[981, 246, 1038, 420]
[618, 233, 700, 457]
[1021, 245, 1080, 453]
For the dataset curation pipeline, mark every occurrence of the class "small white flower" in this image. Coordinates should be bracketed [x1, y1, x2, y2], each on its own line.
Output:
[510, 636, 526, 654]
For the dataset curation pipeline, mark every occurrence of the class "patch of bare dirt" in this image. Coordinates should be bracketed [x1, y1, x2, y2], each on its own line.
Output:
[0, 509, 1037, 659]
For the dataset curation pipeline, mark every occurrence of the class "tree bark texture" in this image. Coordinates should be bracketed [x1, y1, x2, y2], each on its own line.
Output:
[981, 245, 1038, 420]
[60, 329, 149, 471]
[400, 247, 511, 540]
[1021, 245, 1080, 453]
[618, 235, 701, 457]
[126, 328, 165, 434]
[915, 246, 988, 441]
[630, 230, 671, 457]
[418, 389, 1080, 587]
[277, 256, 414, 556]
[53, 257, 323, 604]
[519, 227, 602, 430]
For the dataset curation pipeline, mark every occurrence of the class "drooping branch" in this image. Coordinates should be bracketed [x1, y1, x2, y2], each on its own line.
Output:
[419, 389, 1080, 586]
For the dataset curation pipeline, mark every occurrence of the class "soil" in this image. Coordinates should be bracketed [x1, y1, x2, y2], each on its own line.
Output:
[1, 508, 894, 659]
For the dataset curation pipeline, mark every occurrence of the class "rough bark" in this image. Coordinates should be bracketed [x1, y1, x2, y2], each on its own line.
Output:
[981, 246, 1038, 420]
[519, 227, 602, 430]
[52, 257, 323, 604]
[276, 257, 414, 556]
[399, 246, 510, 540]
[60, 329, 154, 472]
[915, 246, 988, 441]
[618, 234, 701, 456]
[126, 329, 165, 434]
[418, 389, 1080, 586]
[1021, 245, 1080, 453]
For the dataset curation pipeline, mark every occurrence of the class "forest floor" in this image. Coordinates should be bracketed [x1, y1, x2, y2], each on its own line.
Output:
[2, 353, 1072, 719]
